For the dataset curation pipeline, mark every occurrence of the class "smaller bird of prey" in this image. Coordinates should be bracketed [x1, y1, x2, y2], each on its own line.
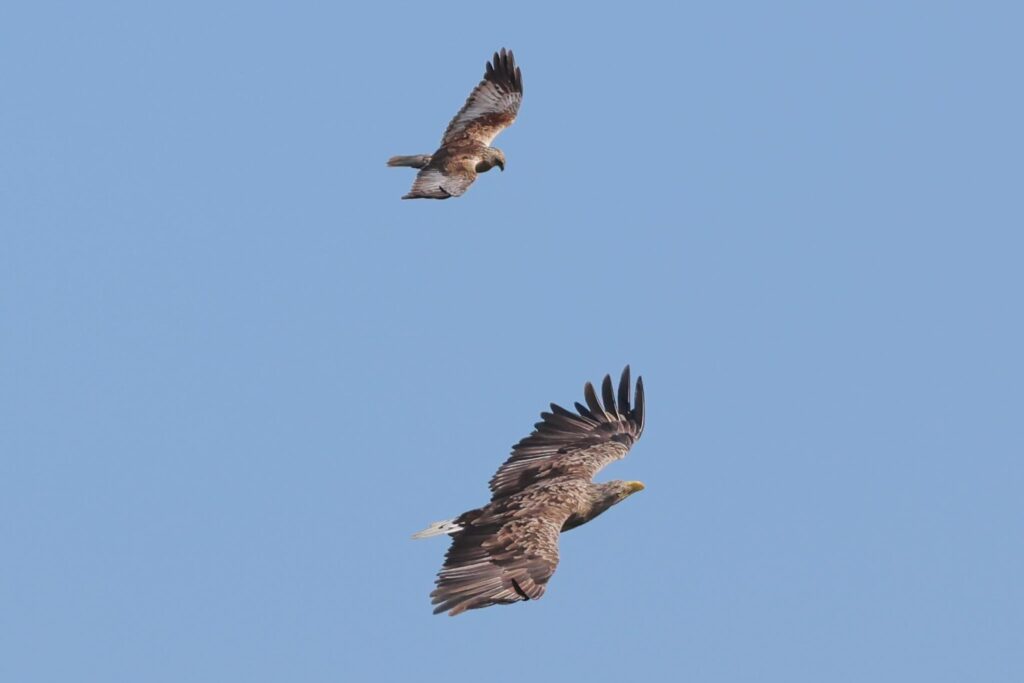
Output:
[387, 48, 523, 199]
[413, 367, 646, 616]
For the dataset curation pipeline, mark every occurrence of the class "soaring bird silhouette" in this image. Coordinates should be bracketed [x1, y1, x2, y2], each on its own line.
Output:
[388, 49, 523, 200]
[413, 367, 647, 615]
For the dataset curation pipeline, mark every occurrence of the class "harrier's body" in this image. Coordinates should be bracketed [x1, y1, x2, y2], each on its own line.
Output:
[414, 367, 646, 616]
[388, 49, 523, 199]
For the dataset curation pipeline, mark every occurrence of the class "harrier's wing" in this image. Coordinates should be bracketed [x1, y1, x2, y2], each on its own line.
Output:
[402, 166, 475, 200]
[489, 367, 645, 500]
[441, 48, 523, 148]
[431, 510, 564, 616]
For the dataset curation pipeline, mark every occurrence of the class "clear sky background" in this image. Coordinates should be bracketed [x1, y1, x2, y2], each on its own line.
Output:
[2, 2, 1022, 681]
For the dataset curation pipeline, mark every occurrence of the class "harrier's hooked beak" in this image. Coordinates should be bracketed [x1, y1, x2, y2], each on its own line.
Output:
[497, 160, 505, 172]
[626, 481, 645, 494]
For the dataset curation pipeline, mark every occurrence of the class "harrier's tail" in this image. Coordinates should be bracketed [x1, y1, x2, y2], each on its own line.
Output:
[387, 154, 432, 169]
[411, 518, 463, 539]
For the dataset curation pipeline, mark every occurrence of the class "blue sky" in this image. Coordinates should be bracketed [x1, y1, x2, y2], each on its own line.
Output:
[2, 1, 1022, 681]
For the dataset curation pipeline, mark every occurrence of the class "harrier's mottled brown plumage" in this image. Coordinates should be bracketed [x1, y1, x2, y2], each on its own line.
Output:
[413, 367, 646, 616]
[387, 49, 523, 199]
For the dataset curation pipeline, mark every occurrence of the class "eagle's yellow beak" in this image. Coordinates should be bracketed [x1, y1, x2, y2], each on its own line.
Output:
[626, 481, 645, 494]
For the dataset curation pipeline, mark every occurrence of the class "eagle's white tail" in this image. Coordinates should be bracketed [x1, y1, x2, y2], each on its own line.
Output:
[411, 518, 463, 539]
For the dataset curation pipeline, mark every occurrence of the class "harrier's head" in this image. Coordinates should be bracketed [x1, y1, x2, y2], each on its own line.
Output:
[480, 147, 506, 172]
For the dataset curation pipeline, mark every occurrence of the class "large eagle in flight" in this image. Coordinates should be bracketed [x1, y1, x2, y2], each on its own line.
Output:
[387, 48, 523, 200]
[413, 367, 646, 616]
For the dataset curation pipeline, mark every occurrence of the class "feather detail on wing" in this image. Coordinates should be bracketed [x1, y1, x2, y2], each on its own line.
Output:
[442, 48, 523, 148]
[488, 366, 646, 500]
[431, 511, 563, 616]
[402, 167, 475, 200]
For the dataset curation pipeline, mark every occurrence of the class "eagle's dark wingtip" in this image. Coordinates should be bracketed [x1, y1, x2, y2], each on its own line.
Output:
[634, 375, 645, 432]
[601, 373, 617, 414]
[583, 381, 605, 418]
[618, 366, 632, 413]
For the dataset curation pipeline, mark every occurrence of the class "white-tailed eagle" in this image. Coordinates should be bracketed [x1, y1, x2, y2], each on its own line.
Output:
[413, 367, 647, 615]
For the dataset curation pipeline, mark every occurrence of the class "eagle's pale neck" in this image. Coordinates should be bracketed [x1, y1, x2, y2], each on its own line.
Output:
[560, 482, 624, 532]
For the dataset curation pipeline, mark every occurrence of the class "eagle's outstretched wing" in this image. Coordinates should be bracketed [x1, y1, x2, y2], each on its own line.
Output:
[488, 366, 646, 500]
[431, 510, 563, 616]
[402, 166, 475, 200]
[441, 48, 523, 148]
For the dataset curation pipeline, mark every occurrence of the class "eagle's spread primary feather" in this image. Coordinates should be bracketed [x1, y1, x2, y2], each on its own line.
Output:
[387, 48, 523, 200]
[414, 367, 646, 616]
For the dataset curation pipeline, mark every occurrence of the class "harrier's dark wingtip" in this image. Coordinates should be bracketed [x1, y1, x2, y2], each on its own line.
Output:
[485, 47, 522, 94]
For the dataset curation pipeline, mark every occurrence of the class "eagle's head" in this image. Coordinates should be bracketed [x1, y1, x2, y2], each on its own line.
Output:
[612, 480, 646, 500]
[576, 480, 645, 526]
[595, 480, 646, 508]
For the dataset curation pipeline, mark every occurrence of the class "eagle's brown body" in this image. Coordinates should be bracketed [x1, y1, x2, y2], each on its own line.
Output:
[388, 49, 523, 199]
[415, 367, 647, 616]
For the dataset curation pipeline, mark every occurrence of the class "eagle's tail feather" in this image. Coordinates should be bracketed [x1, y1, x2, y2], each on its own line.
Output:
[412, 518, 463, 539]
[387, 154, 432, 169]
